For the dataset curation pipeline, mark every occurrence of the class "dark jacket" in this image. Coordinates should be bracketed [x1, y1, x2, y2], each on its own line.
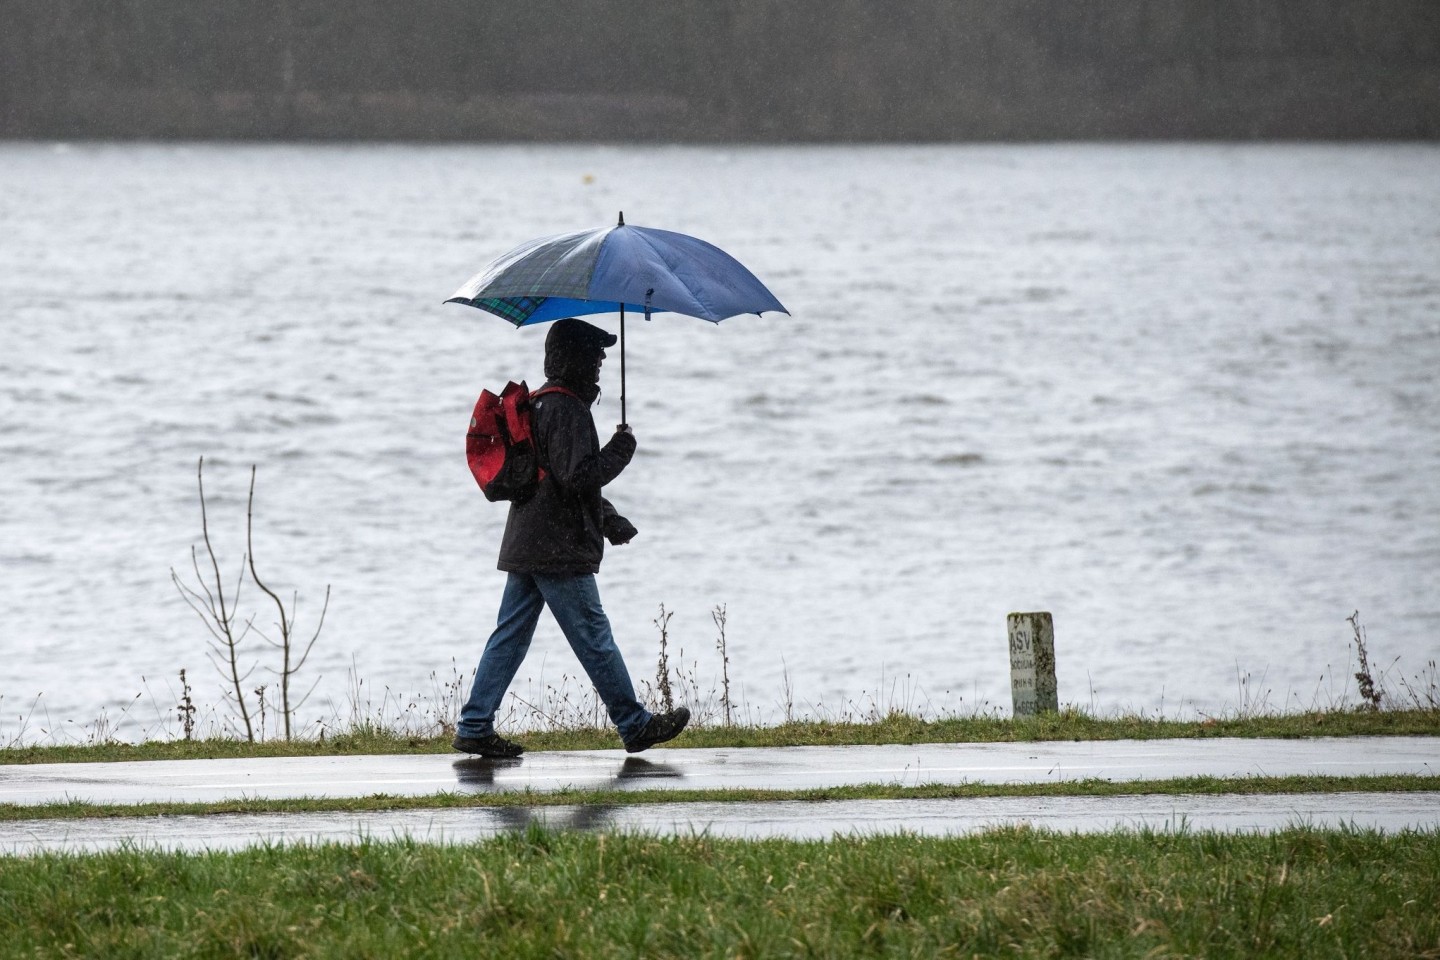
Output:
[497, 382, 636, 575]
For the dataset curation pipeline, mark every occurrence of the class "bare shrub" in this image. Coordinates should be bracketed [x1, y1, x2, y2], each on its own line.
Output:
[171, 457, 329, 741]
[171, 456, 255, 740]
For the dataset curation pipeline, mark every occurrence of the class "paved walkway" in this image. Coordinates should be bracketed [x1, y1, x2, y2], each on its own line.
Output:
[5, 792, 1439, 855]
[2, 737, 1436, 808]
[2, 737, 1436, 852]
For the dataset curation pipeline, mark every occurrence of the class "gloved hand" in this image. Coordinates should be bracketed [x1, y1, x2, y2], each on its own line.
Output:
[604, 514, 638, 546]
[606, 424, 637, 460]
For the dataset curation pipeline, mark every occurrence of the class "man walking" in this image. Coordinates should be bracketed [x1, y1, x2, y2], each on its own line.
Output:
[454, 317, 690, 758]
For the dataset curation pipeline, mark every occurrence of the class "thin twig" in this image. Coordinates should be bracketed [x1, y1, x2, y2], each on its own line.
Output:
[245, 465, 328, 740]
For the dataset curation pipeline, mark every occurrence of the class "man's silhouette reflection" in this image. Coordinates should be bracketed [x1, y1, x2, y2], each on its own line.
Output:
[451, 753, 683, 833]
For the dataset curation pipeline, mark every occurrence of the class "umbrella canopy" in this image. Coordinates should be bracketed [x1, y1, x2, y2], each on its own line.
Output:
[447, 215, 787, 424]
[446, 215, 788, 326]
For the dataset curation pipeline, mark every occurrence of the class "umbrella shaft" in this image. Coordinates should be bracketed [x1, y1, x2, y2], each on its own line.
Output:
[620, 304, 627, 426]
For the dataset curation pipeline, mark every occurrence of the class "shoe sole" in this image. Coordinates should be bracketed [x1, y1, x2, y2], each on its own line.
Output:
[453, 742, 524, 759]
[624, 713, 691, 754]
[459, 749, 523, 759]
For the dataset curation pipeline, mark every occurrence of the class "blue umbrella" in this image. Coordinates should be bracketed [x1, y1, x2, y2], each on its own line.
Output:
[447, 213, 787, 423]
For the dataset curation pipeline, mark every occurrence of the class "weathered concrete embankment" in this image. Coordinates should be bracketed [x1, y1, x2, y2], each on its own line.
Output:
[3, 0, 1437, 141]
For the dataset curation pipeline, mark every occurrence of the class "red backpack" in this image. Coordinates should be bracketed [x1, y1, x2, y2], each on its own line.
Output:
[466, 381, 575, 502]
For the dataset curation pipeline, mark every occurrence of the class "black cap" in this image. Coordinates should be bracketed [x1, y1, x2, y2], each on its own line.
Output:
[546, 317, 617, 355]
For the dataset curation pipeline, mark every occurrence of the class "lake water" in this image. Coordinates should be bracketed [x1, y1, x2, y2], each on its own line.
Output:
[2, 143, 1438, 741]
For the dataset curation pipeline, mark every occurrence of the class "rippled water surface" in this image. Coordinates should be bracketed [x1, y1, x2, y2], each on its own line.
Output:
[2, 143, 1438, 736]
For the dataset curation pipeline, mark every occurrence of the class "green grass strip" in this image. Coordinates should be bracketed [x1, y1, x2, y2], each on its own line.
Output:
[5, 708, 1438, 766]
[3, 774, 1436, 823]
[1, 828, 1437, 958]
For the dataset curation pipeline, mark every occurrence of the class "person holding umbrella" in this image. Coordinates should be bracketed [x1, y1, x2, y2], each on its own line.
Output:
[452, 317, 691, 758]
[448, 214, 785, 757]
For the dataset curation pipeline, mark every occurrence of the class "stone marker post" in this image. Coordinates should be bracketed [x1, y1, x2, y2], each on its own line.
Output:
[1008, 612, 1058, 716]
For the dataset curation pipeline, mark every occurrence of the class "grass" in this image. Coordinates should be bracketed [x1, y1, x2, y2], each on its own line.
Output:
[4, 707, 1438, 767]
[1, 827, 1437, 958]
[3, 774, 1438, 824]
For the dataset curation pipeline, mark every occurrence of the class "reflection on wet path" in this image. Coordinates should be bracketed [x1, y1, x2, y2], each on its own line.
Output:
[2, 740, 1437, 853]
[5, 792, 1439, 855]
[2, 739, 1436, 808]
[452, 755, 683, 792]
[450, 755, 685, 832]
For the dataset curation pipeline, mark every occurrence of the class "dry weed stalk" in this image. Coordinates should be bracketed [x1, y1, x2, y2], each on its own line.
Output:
[254, 684, 269, 740]
[653, 604, 675, 712]
[1348, 610, 1383, 711]
[779, 657, 795, 723]
[176, 669, 196, 740]
[1394, 660, 1440, 712]
[714, 603, 732, 727]
[171, 456, 255, 740]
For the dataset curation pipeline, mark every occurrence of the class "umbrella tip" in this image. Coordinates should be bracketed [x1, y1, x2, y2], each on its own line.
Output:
[617, 211, 624, 226]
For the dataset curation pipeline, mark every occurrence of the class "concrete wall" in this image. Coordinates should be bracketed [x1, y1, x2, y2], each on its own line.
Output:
[4, 0, 1437, 140]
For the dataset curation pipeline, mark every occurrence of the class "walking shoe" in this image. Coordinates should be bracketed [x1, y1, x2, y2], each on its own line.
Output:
[452, 733, 524, 758]
[624, 707, 691, 754]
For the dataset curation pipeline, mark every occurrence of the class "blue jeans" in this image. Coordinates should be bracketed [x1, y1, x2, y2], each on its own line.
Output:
[457, 572, 651, 743]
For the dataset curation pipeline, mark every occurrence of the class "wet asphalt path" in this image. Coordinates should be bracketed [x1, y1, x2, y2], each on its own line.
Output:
[2, 738, 1435, 851]
[2, 737, 1436, 808]
[4, 792, 1439, 855]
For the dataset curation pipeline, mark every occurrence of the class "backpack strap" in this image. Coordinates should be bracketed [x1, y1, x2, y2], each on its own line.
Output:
[530, 385, 579, 402]
[525, 386, 580, 483]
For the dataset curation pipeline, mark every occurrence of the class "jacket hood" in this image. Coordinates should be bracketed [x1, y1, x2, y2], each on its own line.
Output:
[543, 318, 616, 404]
